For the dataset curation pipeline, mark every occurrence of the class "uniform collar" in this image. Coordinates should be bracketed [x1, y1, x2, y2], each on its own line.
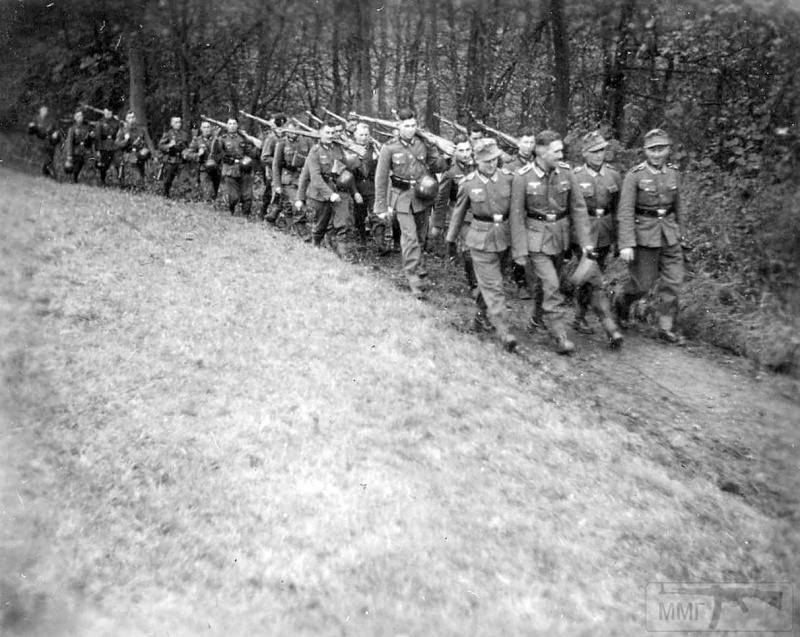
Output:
[646, 162, 666, 174]
[584, 163, 604, 177]
[477, 171, 498, 184]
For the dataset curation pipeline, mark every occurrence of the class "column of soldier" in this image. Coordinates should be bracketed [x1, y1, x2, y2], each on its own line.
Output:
[28, 103, 688, 356]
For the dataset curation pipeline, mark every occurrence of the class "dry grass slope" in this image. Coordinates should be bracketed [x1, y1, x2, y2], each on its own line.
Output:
[1, 167, 797, 636]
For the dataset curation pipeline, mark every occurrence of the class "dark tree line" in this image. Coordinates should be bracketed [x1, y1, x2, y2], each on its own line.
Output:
[1, 0, 798, 177]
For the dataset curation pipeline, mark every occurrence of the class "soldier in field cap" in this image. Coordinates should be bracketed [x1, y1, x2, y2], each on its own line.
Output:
[615, 128, 688, 344]
[446, 138, 517, 351]
[569, 130, 623, 344]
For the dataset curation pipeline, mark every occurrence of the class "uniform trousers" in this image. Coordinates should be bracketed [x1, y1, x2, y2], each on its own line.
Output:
[199, 168, 221, 201]
[224, 174, 253, 215]
[309, 195, 354, 256]
[470, 249, 510, 337]
[620, 243, 684, 321]
[397, 206, 430, 283]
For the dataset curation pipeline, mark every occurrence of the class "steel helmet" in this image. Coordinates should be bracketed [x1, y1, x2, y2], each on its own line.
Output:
[335, 169, 355, 191]
[413, 173, 438, 201]
[137, 146, 152, 161]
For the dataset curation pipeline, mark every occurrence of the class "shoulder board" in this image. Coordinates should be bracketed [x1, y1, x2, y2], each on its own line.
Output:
[667, 163, 679, 170]
[516, 165, 532, 175]
[573, 165, 584, 173]
[462, 171, 476, 181]
[499, 167, 512, 175]
[557, 161, 571, 169]
[631, 162, 647, 172]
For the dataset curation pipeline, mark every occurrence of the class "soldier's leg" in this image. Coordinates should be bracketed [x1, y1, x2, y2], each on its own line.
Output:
[655, 243, 685, 338]
[531, 252, 574, 353]
[311, 200, 333, 247]
[414, 207, 431, 276]
[72, 156, 85, 183]
[471, 249, 515, 349]
[353, 198, 367, 245]
[241, 173, 254, 217]
[162, 162, 179, 196]
[581, 265, 623, 349]
[616, 246, 659, 325]
[332, 194, 356, 259]
[225, 176, 241, 214]
[210, 170, 221, 200]
[396, 210, 424, 292]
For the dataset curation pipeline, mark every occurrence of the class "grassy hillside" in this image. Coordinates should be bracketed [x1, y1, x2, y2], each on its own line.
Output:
[1, 168, 798, 636]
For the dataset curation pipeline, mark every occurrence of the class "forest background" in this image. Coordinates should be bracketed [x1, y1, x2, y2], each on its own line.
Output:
[1, 0, 799, 374]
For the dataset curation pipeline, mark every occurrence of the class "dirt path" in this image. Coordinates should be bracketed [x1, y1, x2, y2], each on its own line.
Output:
[362, 246, 800, 524]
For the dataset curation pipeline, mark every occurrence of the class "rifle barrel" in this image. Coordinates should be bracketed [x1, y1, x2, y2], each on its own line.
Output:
[239, 109, 273, 128]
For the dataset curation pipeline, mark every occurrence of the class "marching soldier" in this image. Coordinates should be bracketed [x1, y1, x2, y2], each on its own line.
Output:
[502, 129, 536, 172]
[186, 121, 221, 201]
[94, 108, 120, 185]
[570, 131, 622, 334]
[350, 122, 378, 246]
[510, 130, 621, 354]
[211, 117, 262, 217]
[27, 105, 60, 179]
[374, 107, 450, 297]
[615, 128, 688, 344]
[115, 111, 151, 189]
[303, 118, 360, 257]
[157, 115, 190, 197]
[259, 112, 285, 220]
[270, 122, 313, 231]
[503, 129, 538, 302]
[64, 108, 93, 183]
[446, 139, 517, 351]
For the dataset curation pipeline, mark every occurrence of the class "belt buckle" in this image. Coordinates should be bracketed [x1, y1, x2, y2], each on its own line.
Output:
[492, 214, 504, 223]
[595, 208, 605, 217]
[545, 213, 557, 222]
[657, 208, 667, 218]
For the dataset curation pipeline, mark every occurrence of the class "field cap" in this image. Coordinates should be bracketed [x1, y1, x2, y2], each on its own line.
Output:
[473, 138, 502, 162]
[582, 131, 608, 152]
[643, 128, 672, 148]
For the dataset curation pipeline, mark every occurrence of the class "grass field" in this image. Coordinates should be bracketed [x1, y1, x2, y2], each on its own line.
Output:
[1, 167, 798, 636]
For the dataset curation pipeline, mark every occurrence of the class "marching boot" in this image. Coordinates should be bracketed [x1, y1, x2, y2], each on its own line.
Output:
[473, 310, 494, 332]
[601, 317, 624, 350]
[614, 292, 635, 330]
[549, 320, 575, 355]
[573, 284, 594, 334]
[657, 315, 684, 344]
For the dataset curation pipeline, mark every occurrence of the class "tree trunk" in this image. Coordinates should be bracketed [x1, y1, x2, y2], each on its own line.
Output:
[423, 0, 439, 132]
[128, 26, 153, 150]
[376, 6, 388, 115]
[353, 0, 374, 115]
[462, 5, 488, 120]
[331, 2, 343, 113]
[549, 0, 570, 135]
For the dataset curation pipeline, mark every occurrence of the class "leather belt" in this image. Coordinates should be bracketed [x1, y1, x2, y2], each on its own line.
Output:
[636, 205, 674, 218]
[527, 211, 569, 222]
[472, 214, 506, 223]
[587, 207, 607, 217]
[390, 175, 413, 190]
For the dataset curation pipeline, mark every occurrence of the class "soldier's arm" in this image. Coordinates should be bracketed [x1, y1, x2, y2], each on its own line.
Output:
[425, 140, 451, 174]
[445, 181, 470, 244]
[373, 145, 392, 215]
[509, 174, 528, 263]
[674, 172, 687, 239]
[157, 132, 170, 153]
[65, 127, 74, 158]
[297, 160, 310, 202]
[616, 172, 638, 249]
[431, 169, 453, 230]
[271, 141, 285, 191]
[569, 171, 592, 250]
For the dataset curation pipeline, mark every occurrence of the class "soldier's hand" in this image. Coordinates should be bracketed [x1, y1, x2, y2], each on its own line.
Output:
[354, 192, 363, 205]
[582, 245, 598, 260]
[680, 236, 693, 251]
[512, 261, 526, 286]
[619, 247, 634, 262]
[275, 186, 283, 196]
[447, 241, 458, 262]
[124, 133, 130, 141]
[198, 146, 205, 156]
[293, 200, 304, 211]
[329, 192, 341, 203]
[429, 225, 442, 239]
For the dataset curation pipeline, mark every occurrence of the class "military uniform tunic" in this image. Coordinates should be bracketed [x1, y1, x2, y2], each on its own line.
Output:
[65, 122, 93, 183]
[213, 131, 259, 215]
[374, 135, 450, 287]
[616, 161, 686, 325]
[94, 117, 120, 183]
[115, 122, 149, 187]
[187, 132, 220, 200]
[447, 169, 514, 339]
[158, 128, 191, 196]
[510, 161, 592, 332]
